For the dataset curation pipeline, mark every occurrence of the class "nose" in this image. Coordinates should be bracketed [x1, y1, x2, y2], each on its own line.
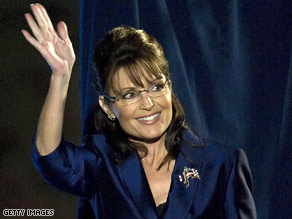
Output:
[139, 91, 154, 110]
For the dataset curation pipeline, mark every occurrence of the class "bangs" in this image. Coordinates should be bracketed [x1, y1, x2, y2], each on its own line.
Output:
[108, 58, 168, 94]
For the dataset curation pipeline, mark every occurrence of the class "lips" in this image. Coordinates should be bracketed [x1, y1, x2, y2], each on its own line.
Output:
[137, 113, 160, 121]
[136, 113, 161, 124]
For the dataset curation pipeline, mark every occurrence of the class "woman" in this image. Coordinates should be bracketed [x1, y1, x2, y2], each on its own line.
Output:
[23, 3, 256, 219]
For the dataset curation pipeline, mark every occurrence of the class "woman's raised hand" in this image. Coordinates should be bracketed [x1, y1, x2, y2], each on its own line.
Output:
[22, 3, 75, 77]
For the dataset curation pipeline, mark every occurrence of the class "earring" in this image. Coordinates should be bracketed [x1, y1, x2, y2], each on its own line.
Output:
[108, 114, 116, 122]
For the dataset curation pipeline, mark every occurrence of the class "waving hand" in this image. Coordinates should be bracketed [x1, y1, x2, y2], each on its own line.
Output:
[22, 3, 75, 76]
[22, 4, 76, 156]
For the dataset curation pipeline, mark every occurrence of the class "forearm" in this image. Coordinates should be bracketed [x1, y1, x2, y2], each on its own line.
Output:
[22, 3, 76, 156]
[36, 73, 70, 156]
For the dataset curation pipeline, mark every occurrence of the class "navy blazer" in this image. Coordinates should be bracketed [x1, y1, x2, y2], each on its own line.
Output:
[32, 130, 256, 218]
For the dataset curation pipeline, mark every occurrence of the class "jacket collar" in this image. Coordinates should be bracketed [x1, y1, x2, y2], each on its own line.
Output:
[118, 129, 204, 218]
[118, 152, 158, 218]
[163, 130, 204, 218]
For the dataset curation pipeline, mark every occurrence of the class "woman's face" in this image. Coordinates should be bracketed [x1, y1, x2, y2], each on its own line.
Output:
[107, 67, 173, 142]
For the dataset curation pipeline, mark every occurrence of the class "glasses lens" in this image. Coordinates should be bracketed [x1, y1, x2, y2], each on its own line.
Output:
[119, 90, 139, 106]
[148, 80, 169, 97]
[120, 98, 138, 106]
[118, 80, 170, 106]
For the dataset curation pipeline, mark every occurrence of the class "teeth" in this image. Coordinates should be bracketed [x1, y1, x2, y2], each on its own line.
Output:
[137, 113, 160, 121]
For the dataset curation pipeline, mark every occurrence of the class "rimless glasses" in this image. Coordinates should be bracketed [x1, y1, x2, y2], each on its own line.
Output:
[104, 79, 171, 106]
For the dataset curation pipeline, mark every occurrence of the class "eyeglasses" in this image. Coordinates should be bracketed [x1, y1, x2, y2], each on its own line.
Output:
[104, 79, 171, 106]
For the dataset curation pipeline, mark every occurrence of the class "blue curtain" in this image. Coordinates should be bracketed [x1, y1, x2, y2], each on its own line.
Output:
[79, 1, 292, 218]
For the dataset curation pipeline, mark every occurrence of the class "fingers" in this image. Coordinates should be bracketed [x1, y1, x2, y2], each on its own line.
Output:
[37, 4, 54, 31]
[22, 3, 75, 73]
[24, 13, 44, 42]
[30, 4, 48, 33]
[21, 29, 42, 51]
[25, 4, 58, 42]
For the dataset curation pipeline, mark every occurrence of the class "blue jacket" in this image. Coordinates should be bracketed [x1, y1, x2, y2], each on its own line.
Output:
[32, 130, 256, 218]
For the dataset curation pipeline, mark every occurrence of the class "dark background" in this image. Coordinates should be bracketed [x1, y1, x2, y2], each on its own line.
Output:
[1, 0, 79, 218]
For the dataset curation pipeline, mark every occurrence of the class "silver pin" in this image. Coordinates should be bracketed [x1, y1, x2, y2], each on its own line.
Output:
[183, 166, 200, 188]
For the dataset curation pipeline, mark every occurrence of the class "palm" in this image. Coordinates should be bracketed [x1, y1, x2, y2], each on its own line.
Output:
[22, 4, 75, 75]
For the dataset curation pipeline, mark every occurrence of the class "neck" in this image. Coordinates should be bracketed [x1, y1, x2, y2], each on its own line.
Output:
[130, 133, 168, 169]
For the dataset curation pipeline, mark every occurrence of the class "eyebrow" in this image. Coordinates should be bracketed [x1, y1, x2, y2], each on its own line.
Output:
[118, 77, 164, 91]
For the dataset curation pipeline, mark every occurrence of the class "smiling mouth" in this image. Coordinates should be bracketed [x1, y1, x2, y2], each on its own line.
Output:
[136, 113, 160, 121]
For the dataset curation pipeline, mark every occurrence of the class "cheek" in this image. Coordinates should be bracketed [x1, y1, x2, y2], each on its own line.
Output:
[112, 105, 136, 126]
[164, 103, 173, 124]
[154, 94, 173, 123]
[160, 93, 172, 111]
[164, 95, 173, 123]
[115, 108, 138, 136]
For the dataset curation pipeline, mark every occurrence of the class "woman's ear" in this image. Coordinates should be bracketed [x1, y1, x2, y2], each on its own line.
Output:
[98, 95, 116, 119]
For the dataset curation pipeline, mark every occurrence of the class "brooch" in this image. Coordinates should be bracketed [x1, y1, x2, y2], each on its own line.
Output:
[180, 166, 200, 188]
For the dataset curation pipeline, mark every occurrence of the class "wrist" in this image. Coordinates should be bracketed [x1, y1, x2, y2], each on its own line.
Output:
[50, 71, 70, 84]
[49, 73, 71, 98]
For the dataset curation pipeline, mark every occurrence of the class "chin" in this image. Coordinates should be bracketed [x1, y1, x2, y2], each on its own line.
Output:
[129, 129, 168, 144]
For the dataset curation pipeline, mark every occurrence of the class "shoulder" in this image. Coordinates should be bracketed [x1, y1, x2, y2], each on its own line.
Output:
[180, 129, 244, 166]
[180, 130, 256, 217]
[87, 134, 108, 150]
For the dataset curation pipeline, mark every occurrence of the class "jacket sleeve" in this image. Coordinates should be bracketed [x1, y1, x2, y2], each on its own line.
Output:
[31, 134, 102, 199]
[224, 149, 257, 218]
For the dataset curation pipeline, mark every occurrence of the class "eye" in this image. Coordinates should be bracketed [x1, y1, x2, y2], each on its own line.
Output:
[150, 83, 165, 92]
[121, 90, 138, 99]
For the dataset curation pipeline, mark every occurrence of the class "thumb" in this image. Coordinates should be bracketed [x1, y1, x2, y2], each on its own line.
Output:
[57, 21, 69, 41]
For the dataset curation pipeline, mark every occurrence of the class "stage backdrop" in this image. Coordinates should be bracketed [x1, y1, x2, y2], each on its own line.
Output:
[79, 1, 292, 218]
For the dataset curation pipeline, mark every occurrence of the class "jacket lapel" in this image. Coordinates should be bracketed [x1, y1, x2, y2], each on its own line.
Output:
[118, 152, 158, 219]
[163, 130, 204, 219]
[95, 129, 203, 219]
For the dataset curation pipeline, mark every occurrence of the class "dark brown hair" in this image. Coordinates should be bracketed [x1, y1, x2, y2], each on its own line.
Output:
[93, 26, 188, 168]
